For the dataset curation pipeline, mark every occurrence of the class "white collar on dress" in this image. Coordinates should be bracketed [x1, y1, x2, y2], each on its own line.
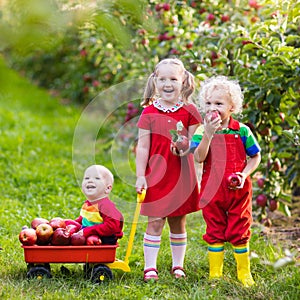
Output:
[153, 99, 184, 113]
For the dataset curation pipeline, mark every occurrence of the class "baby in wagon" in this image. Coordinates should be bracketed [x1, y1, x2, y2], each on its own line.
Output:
[66, 164, 124, 245]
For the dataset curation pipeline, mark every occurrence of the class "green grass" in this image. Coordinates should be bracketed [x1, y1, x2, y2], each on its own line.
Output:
[0, 56, 299, 299]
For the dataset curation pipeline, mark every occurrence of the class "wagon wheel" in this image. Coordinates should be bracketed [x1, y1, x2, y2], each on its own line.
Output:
[27, 266, 52, 280]
[90, 264, 113, 284]
[27, 263, 50, 271]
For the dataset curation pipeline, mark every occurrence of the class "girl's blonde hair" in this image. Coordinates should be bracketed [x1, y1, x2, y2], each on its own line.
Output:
[198, 75, 244, 115]
[141, 58, 195, 106]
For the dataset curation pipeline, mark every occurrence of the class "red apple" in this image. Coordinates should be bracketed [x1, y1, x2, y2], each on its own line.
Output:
[227, 173, 242, 189]
[174, 135, 189, 152]
[207, 111, 220, 121]
[257, 177, 265, 188]
[51, 228, 71, 246]
[31, 217, 49, 230]
[19, 228, 37, 246]
[64, 219, 82, 231]
[70, 233, 86, 246]
[155, 3, 162, 11]
[186, 41, 193, 49]
[207, 13, 215, 22]
[163, 3, 170, 11]
[49, 217, 66, 230]
[221, 15, 230, 22]
[66, 224, 79, 235]
[269, 199, 279, 212]
[86, 235, 102, 246]
[36, 223, 53, 245]
[256, 194, 268, 207]
[249, 0, 261, 9]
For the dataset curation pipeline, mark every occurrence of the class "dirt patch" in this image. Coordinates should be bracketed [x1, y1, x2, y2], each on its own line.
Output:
[255, 197, 300, 261]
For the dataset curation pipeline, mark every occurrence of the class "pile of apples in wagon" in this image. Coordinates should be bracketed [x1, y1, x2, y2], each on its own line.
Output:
[19, 217, 101, 246]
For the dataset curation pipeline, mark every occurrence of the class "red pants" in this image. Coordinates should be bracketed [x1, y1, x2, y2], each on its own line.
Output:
[200, 133, 252, 246]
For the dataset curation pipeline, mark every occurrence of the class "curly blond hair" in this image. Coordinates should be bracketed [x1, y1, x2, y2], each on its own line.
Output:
[198, 75, 244, 115]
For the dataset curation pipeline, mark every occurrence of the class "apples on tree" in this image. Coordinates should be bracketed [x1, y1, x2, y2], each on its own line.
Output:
[269, 199, 279, 212]
[256, 194, 268, 208]
[257, 177, 265, 188]
[19, 227, 37, 246]
[36, 223, 53, 245]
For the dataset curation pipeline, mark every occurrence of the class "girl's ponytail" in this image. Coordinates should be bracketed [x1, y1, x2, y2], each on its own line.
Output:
[141, 73, 156, 106]
[181, 70, 195, 103]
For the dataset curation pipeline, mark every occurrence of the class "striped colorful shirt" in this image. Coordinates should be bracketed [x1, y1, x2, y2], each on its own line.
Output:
[75, 197, 124, 238]
[190, 117, 261, 157]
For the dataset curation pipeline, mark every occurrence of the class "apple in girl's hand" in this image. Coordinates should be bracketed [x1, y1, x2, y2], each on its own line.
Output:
[86, 235, 102, 246]
[174, 135, 189, 152]
[36, 223, 54, 245]
[170, 121, 189, 153]
[31, 217, 49, 230]
[49, 217, 66, 230]
[19, 228, 37, 246]
[227, 173, 242, 189]
[70, 233, 86, 246]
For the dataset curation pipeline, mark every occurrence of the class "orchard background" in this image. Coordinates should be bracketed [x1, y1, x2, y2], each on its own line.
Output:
[2, 0, 299, 224]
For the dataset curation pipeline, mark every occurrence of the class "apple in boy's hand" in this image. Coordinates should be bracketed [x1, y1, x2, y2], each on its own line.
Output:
[19, 228, 37, 246]
[210, 111, 220, 121]
[31, 217, 49, 230]
[227, 173, 242, 189]
[70, 233, 86, 246]
[86, 235, 102, 246]
[36, 223, 54, 245]
[51, 228, 71, 246]
[49, 217, 66, 230]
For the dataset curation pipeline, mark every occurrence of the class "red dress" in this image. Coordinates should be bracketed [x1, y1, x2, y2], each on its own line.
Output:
[137, 102, 202, 217]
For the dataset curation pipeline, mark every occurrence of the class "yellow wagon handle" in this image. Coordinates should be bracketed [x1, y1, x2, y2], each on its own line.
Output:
[124, 190, 146, 265]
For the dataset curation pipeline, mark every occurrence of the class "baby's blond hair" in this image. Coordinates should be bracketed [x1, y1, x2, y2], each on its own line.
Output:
[198, 75, 244, 115]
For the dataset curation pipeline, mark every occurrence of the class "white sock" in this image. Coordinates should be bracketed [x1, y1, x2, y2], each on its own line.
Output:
[143, 233, 161, 275]
[170, 232, 187, 276]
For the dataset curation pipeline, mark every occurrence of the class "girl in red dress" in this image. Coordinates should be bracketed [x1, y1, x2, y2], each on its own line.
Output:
[135, 58, 202, 281]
